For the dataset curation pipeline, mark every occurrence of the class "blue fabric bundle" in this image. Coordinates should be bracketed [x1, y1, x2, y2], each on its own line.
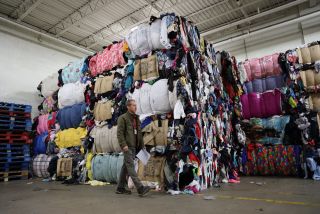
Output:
[57, 103, 86, 130]
[92, 154, 124, 183]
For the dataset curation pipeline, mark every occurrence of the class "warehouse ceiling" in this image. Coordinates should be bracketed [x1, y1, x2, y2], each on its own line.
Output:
[0, 0, 318, 52]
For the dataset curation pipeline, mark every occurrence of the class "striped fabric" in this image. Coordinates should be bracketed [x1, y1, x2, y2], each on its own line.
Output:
[32, 154, 54, 178]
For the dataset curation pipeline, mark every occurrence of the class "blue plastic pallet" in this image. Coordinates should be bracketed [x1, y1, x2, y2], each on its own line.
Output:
[0, 122, 32, 132]
[0, 144, 30, 152]
[0, 102, 32, 113]
[0, 119, 32, 126]
[0, 155, 31, 163]
[0, 150, 30, 155]
[0, 115, 32, 122]
[0, 161, 29, 172]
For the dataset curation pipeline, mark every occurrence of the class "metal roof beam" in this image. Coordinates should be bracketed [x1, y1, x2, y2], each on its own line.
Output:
[83, 0, 200, 48]
[47, 0, 116, 38]
[10, 0, 44, 22]
[196, 0, 263, 26]
[309, 0, 318, 7]
[144, 0, 162, 12]
[185, 0, 230, 18]
[82, 0, 163, 49]
[201, 0, 309, 36]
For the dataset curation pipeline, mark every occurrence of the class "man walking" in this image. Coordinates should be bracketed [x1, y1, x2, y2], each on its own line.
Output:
[116, 99, 150, 196]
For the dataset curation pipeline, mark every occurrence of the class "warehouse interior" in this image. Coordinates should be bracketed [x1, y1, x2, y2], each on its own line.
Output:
[0, 0, 320, 213]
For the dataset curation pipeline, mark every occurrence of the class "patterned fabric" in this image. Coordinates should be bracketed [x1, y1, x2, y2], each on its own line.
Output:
[90, 41, 126, 77]
[243, 53, 282, 81]
[243, 144, 302, 176]
[32, 154, 54, 178]
[42, 95, 57, 114]
[62, 57, 88, 84]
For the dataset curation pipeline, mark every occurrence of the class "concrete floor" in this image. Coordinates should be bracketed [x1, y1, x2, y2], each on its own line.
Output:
[0, 177, 319, 214]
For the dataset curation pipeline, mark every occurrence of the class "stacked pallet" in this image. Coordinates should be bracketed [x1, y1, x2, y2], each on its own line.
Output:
[0, 102, 32, 182]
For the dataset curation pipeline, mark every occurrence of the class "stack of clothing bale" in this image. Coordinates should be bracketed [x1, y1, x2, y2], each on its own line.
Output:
[32, 57, 90, 183]
[238, 53, 302, 176]
[32, 14, 246, 192]
[238, 41, 320, 178]
[87, 41, 127, 184]
[0, 102, 32, 182]
[278, 41, 320, 180]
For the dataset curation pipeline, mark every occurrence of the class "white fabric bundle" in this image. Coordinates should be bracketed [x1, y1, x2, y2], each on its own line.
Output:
[150, 79, 171, 114]
[90, 124, 121, 154]
[58, 82, 85, 109]
[126, 24, 152, 56]
[149, 19, 165, 50]
[40, 73, 59, 98]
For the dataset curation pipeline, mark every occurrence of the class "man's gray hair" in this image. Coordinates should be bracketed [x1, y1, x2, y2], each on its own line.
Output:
[126, 98, 135, 106]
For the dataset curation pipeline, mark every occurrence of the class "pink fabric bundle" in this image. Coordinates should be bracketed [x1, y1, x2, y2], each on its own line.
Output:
[272, 53, 281, 75]
[243, 53, 282, 82]
[89, 41, 126, 77]
[243, 61, 252, 81]
[260, 55, 273, 77]
[250, 58, 263, 79]
[37, 112, 57, 134]
[240, 95, 251, 119]
[37, 114, 49, 134]
[89, 54, 98, 77]
[240, 89, 282, 119]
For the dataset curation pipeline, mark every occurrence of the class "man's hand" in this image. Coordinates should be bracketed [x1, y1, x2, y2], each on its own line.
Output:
[123, 146, 129, 152]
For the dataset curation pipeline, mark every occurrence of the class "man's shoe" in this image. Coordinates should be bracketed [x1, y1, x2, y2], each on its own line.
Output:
[138, 186, 151, 197]
[116, 188, 132, 195]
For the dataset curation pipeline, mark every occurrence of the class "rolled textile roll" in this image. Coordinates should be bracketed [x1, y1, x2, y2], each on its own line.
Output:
[32, 154, 54, 178]
[92, 154, 124, 183]
[90, 124, 121, 154]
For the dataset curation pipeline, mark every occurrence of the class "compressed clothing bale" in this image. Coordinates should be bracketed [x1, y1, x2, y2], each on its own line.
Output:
[57, 158, 73, 177]
[142, 119, 168, 146]
[126, 24, 152, 56]
[55, 127, 87, 148]
[300, 69, 320, 92]
[243, 54, 282, 82]
[37, 112, 57, 134]
[39, 73, 59, 98]
[57, 103, 86, 130]
[37, 114, 49, 134]
[241, 89, 282, 119]
[309, 44, 320, 62]
[62, 57, 88, 84]
[134, 55, 159, 81]
[137, 156, 166, 186]
[244, 75, 284, 93]
[58, 82, 85, 109]
[93, 101, 113, 121]
[90, 42, 126, 76]
[94, 74, 114, 94]
[90, 124, 121, 154]
[297, 44, 320, 64]
[250, 58, 263, 79]
[149, 18, 165, 50]
[149, 79, 172, 114]
[33, 132, 48, 155]
[92, 154, 124, 183]
[309, 94, 320, 112]
[32, 154, 54, 178]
